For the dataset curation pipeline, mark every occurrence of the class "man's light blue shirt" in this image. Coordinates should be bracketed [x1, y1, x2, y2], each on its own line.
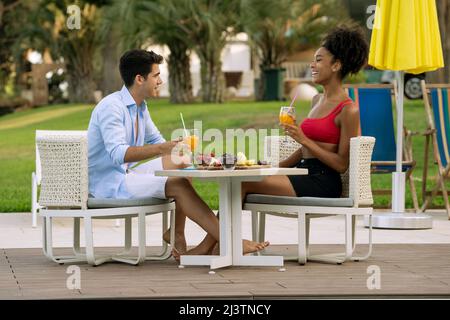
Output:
[87, 85, 166, 199]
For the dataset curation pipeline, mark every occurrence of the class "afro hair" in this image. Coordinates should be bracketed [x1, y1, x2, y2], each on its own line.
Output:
[321, 24, 369, 80]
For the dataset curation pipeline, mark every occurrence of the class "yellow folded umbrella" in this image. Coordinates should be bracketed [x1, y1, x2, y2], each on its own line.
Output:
[369, 0, 444, 74]
[368, 0, 444, 227]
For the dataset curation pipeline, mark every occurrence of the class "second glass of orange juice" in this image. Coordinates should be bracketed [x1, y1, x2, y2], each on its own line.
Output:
[279, 106, 296, 125]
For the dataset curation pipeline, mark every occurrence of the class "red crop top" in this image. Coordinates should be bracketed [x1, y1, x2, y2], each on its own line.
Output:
[300, 98, 354, 145]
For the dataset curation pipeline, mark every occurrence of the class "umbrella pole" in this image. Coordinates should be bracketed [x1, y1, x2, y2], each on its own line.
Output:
[366, 71, 433, 230]
[392, 71, 406, 213]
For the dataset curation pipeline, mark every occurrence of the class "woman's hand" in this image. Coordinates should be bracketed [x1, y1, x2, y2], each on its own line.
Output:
[281, 123, 309, 145]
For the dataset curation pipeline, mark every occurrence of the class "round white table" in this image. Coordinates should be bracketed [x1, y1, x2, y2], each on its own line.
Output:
[155, 167, 308, 269]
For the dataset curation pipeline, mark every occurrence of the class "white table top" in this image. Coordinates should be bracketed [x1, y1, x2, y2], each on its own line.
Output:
[155, 167, 307, 178]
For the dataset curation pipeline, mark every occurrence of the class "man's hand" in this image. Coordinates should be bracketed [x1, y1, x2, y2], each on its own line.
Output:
[159, 137, 182, 155]
[124, 137, 183, 163]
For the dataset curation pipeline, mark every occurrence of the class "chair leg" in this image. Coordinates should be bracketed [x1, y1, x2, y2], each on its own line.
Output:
[113, 213, 146, 265]
[73, 217, 83, 256]
[352, 215, 356, 252]
[152, 210, 170, 257]
[297, 211, 307, 265]
[146, 210, 174, 261]
[42, 216, 86, 264]
[422, 172, 450, 217]
[124, 217, 132, 252]
[426, 175, 443, 211]
[251, 211, 259, 242]
[31, 172, 38, 228]
[84, 217, 95, 265]
[84, 217, 111, 266]
[421, 135, 431, 203]
[344, 214, 353, 262]
[439, 172, 450, 219]
[308, 214, 359, 265]
[407, 169, 420, 212]
[43, 216, 53, 260]
[351, 213, 373, 262]
[305, 216, 310, 258]
[259, 212, 266, 243]
[137, 212, 146, 263]
[161, 211, 169, 253]
[250, 211, 262, 257]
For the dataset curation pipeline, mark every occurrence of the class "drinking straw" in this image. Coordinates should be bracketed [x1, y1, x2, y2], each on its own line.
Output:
[180, 112, 188, 137]
[288, 90, 299, 111]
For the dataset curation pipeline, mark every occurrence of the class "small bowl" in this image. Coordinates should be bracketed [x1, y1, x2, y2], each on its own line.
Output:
[223, 164, 235, 170]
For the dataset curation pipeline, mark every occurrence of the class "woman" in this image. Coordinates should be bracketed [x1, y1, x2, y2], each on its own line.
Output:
[241, 24, 369, 200]
[172, 25, 369, 259]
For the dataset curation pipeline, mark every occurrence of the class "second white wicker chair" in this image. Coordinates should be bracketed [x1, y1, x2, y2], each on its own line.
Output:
[37, 130, 175, 266]
[245, 136, 375, 265]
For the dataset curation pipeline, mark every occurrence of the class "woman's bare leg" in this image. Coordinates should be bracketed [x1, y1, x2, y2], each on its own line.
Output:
[241, 175, 296, 204]
[186, 176, 294, 256]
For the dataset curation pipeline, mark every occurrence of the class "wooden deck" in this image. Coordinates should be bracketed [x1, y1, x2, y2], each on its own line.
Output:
[1, 244, 450, 299]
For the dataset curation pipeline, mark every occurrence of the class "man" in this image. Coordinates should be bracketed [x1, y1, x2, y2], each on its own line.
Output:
[88, 49, 268, 259]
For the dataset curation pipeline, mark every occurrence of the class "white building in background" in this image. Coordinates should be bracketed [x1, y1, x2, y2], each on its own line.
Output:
[146, 33, 254, 98]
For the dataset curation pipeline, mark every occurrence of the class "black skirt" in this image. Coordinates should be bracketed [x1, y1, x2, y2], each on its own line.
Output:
[288, 158, 342, 198]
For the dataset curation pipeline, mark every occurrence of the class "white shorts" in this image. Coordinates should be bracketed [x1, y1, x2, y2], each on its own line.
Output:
[124, 157, 168, 199]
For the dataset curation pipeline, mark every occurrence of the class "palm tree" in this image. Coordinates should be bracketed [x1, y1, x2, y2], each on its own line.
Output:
[111, 0, 240, 104]
[431, 0, 450, 83]
[176, 0, 240, 103]
[241, 0, 348, 100]
[0, 0, 28, 96]
[106, 0, 194, 104]
[18, 0, 107, 103]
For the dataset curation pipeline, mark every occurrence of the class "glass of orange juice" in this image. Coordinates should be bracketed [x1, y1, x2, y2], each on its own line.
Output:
[279, 106, 296, 125]
[279, 106, 296, 140]
[183, 129, 199, 152]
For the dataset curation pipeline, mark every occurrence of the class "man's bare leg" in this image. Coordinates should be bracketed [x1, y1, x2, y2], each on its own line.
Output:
[165, 177, 269, 259]
[161, 155, 190, 253]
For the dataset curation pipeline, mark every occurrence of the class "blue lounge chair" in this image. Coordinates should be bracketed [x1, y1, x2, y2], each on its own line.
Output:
[344, 84, 419, 211]
[420, 81, 450, 218]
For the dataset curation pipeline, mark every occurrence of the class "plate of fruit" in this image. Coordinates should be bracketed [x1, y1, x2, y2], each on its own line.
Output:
[194, 152, 223, 170]
[234, 152, 271, 169]
[194, 152, 270, 170]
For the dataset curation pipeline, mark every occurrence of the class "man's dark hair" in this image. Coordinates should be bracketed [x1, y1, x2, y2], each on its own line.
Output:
[119, 49, 164, 87]
[321, 24, 369, 80]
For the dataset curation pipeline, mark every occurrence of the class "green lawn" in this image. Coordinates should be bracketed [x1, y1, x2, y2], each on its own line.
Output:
[0, 98, 447, 212]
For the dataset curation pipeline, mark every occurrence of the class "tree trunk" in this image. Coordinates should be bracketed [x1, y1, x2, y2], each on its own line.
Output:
[167, 42, 194, 104]
[255, 66, 266, 101]
[99, 26, 122, 96]
[0, 1, 4, 27]
[430, 0, 450, 83]
[67, 71, 96, 103]
[198, 48, 225, 103]
[66, 55, 96, 103]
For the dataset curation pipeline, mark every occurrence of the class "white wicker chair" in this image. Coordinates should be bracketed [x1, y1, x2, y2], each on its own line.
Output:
[245, 136, 375, 265]
[32, 131, 82, 227]
[32, 131, 123, 228]
[37, 130, 175, 266]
